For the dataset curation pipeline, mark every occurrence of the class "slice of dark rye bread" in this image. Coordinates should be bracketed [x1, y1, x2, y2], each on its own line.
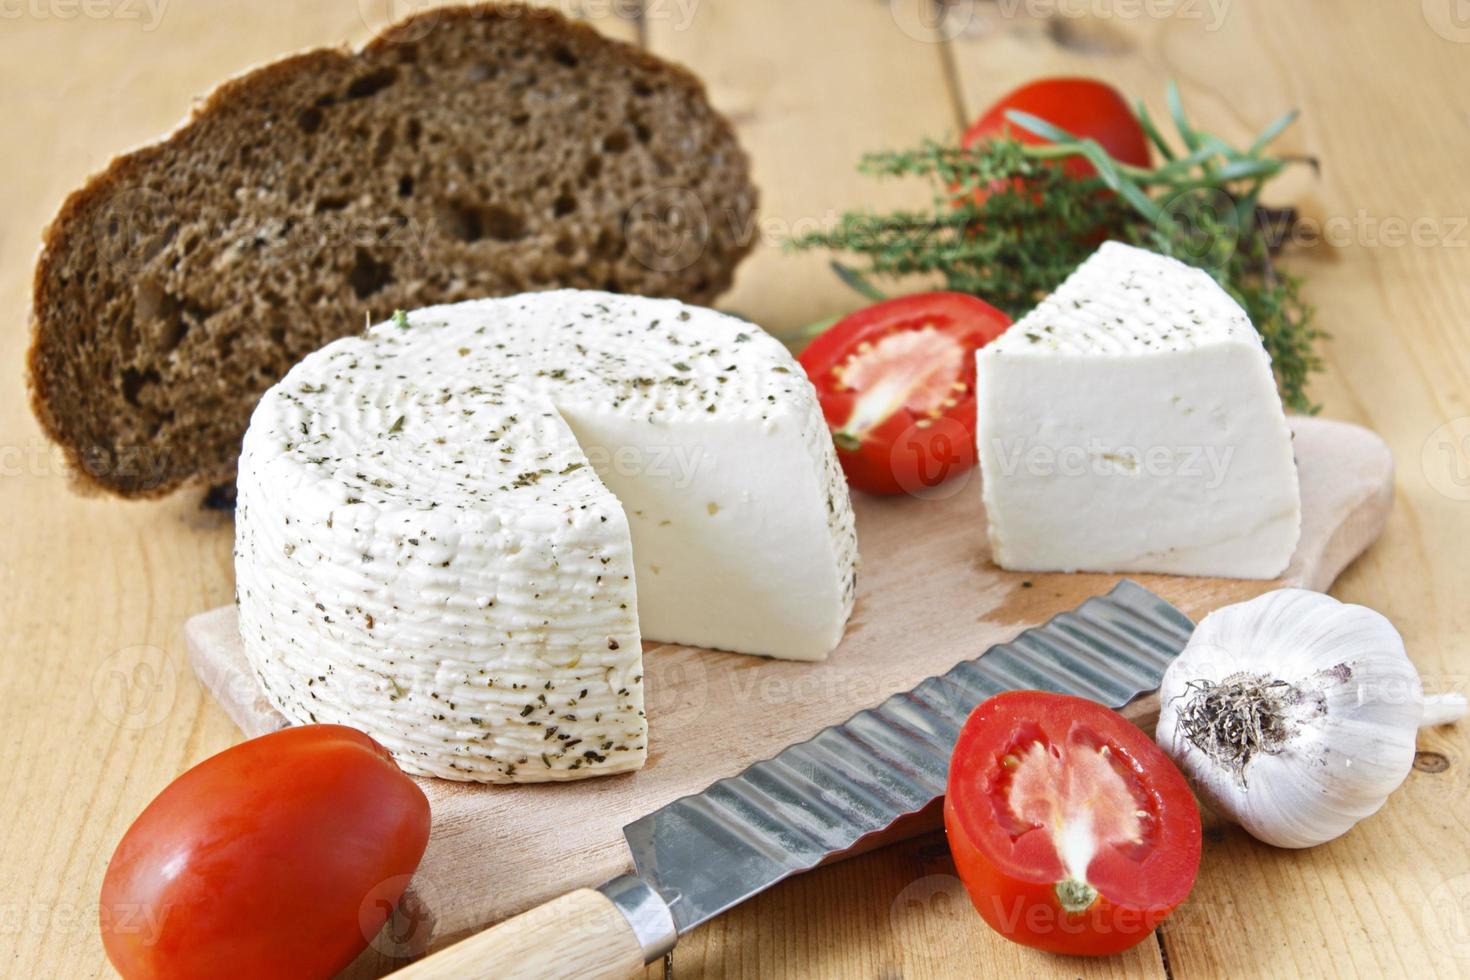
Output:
[28, 3, 757, 498]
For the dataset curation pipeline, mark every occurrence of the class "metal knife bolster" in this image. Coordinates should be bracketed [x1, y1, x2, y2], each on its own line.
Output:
[596, 876, 677, 964]
[616, 580, 1195, 945]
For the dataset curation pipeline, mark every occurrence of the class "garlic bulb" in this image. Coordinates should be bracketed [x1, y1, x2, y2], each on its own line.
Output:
[1156, 588, 1466, 849]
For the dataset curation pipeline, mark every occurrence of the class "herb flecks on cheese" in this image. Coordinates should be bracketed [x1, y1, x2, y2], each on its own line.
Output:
[235, 291, 858, 783]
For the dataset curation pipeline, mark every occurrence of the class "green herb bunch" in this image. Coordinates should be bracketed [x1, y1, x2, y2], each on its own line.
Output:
[791, 83, 1323, 412]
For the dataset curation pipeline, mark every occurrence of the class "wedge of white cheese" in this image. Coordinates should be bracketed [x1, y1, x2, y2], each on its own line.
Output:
[235, 291, 858, 782]
[976, 242, 1301, 579]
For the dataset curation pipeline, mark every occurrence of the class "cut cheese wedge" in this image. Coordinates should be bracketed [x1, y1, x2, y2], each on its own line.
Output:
[235, 291, 858, 782]
[976, 242, 1301, 579]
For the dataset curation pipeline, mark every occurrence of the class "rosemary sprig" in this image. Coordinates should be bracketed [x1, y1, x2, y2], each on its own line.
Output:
[790, 83, 1323, 412]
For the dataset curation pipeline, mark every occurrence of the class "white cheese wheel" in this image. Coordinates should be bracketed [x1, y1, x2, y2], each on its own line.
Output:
[235, 291, 858, 782]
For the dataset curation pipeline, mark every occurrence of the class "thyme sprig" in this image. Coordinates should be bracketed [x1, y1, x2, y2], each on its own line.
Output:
[791, 82, 1323, 412]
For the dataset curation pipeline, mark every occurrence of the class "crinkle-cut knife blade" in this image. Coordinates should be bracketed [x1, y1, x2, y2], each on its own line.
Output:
[393, 581, 1194, 980]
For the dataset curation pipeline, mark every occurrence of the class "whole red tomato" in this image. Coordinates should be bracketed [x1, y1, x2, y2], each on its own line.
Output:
[100, 725, 431, 980]
[798, 292, 1012, 495]
[945, 692, 1200, 956]
[962, 77, 1152, 179]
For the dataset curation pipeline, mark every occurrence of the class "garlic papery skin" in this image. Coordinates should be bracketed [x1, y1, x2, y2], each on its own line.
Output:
[1156, 589, 1467, 849]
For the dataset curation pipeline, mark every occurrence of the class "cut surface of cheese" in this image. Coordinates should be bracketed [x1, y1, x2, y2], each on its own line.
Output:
[235, 291, 858, 782]
[976, 242, 1301, 579]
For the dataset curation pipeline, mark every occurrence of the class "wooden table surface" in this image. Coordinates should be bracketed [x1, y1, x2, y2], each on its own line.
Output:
[3, 2, 1469, 977]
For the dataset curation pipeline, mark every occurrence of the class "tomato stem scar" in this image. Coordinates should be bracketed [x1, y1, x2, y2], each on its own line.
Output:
[1055, 877, 1100, 914]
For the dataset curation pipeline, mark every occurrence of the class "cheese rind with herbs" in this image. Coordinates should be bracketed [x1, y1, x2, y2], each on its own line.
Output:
[235, 291, 858, 782]
[976, 242, 1301, 579]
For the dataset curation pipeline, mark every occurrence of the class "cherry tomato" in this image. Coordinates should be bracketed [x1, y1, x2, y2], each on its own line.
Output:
[962, 77, 1152, 181]
[100, 725, 431, 980]
[798, 293, 1011, 495]
[945, 692, 1200, 956]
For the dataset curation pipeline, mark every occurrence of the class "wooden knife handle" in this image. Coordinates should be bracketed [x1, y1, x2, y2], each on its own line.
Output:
[391, 881, 669, 980]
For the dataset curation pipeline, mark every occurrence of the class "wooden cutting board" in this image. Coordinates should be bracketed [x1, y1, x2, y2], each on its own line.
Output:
[185, 415, 1392, 955]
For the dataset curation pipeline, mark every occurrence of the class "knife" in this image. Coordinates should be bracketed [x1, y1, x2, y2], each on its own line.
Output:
[392, 580, 1194, 979]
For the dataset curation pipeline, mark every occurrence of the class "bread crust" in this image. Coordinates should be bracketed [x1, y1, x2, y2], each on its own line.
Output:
[29, 3, 757, 498]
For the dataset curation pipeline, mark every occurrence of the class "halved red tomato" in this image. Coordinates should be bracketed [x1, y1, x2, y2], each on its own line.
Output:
[962, 77, 1152, 180]
[945, 691, 1201, 956]
[798, 292, 1011, 495]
